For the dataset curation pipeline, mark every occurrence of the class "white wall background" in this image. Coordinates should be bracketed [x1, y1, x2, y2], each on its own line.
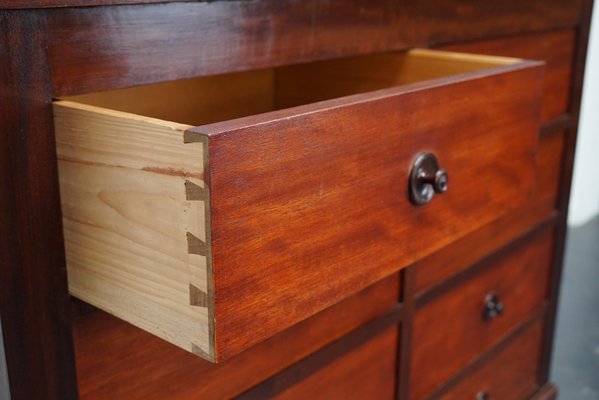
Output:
[569, 3, 599, 226]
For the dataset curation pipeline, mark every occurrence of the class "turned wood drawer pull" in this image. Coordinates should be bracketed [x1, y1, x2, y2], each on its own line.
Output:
[408, 152, 449, 206]
[482, 293, 504, 321]
[476, 391, 491, 400]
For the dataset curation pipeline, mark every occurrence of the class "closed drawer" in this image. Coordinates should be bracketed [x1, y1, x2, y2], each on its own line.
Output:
[410, 229, 553, 399]
[53, 49, 543, 361]
[74, 275, 400, 399]
[441, 29, 575, 123]
[240, 325, 399, 399]
[438, 319, 544, 400]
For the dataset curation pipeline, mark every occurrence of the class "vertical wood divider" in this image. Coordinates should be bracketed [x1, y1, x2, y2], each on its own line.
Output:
[397, 267, 416, 400]
[0, 9, 78, 399]
[538, 0, 595, 385]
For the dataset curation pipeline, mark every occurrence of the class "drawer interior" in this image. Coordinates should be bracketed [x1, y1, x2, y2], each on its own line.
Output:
[63, 49, 518, 126]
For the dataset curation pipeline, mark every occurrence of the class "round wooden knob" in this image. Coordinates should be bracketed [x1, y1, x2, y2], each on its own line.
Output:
[476, 391, 491, 400]
[482, 293, 504, 321]
[408, 152, 449, 205]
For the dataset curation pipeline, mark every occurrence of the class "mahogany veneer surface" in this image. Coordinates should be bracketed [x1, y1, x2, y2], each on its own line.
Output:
[44, 0, 582, 96]
[0, 0, 592, 399]
[441, 29, 575, 123]
[268, 326, 399, 400]
[55, 50, 543, 361]
[410, 228, 553, 399]
[438, 319, 544, 400]
[73, 275, 399, 399]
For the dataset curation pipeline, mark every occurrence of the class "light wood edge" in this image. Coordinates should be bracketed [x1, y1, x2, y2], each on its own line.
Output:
[53, 100, 217, 361]
[183, 130, 216, 360]
[53, 100, 193, 132]
[407, 48, 523, 66]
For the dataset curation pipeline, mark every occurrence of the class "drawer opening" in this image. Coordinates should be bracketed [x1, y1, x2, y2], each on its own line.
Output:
[61, 49, 519, 127]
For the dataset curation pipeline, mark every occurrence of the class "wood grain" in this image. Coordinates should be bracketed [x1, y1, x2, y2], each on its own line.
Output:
[410, 228, 553, 399]
[274, 49, 516, 109]
[55, 50, 542, 361]
[0, 1, 590, 397]
[73, 274, 399, 399]
[268, 326, 398, 400]
[539, 0, 595, 385]
[413, 200, 556, 294]
[538, 131, 566, 207]
[438, 319, 543, 400]
[441, 29, 576, 123]
[238, 306, 402, 399]
[45, 0, 415, 96]
[1, 0, 193, 8]
[64, 49, 516, 122]
[65, 68, 275, 126]
[412, 120, 565, 294]
[0, 10, 78, 399]
[44, 0, 582, 96]
[202, 61, 543, 360]
[52, 101, 214, 357]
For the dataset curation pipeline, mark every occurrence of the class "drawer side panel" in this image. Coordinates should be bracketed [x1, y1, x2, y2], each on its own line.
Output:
[53, 102, 214, 359]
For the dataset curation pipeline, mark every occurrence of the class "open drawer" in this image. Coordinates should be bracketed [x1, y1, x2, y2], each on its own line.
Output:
[53, 49, 543, 362]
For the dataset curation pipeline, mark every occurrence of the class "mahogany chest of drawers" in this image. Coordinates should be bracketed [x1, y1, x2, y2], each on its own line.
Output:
[0, 1, 593, 399]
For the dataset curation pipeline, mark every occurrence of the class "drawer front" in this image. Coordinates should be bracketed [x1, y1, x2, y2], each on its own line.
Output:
[54, 50, 543, 361]
[74, 275, 400, 400]
[241, 325, 399, 400]
[410, 229, 553, 399]
[205, 59, 543, 359]
[441, 29, 575, 123]
[438, 319, 544, 400]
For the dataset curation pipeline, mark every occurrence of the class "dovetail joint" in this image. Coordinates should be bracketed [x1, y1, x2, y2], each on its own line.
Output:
[189, 284, 208, 307]
[185, 180, 207, 201]
[183, 131, 204, 144]
[187, 232, 207, 256]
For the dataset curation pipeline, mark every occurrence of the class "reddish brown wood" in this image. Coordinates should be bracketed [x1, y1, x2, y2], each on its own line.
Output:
[437, 319, 543, 400]
[541, 114, 571, 139]
[413, 27, 576, 294]
[44, 1, 582, 96]
[412, 127, 565, 296]
[410, 228, 553, 399]
[198, 63, 543, 360]
[0, 1, 591, 397]
[532, 384, 558, 400]
[415, 215, 556, 308]
[413, 200, 556, 294]
[1, 0, 189, 8]
[45, 1, 414, 96]
[540, 0, 596, 385]
[414, 1, 581, 47]
[74, 274, 399, 399]
[240, 325, 400, 399]
[399, 208, 554, 399]
[0, 9, 78, 400]
[538, 131, 566, 207]
[441, 29, 576, 123]
[397, 268, 416, 400]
